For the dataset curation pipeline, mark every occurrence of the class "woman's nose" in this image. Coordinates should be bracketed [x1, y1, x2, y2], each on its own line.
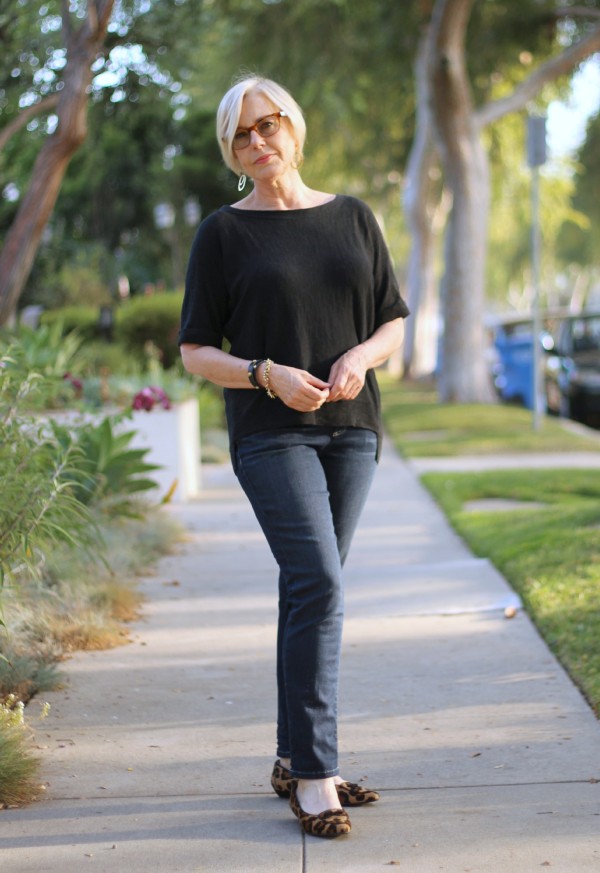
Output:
[249, 128, 265, 146]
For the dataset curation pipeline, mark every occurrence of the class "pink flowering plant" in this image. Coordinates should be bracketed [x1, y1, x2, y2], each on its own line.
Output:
[131, 385, 172, 412]
[63, 372, 84, 396]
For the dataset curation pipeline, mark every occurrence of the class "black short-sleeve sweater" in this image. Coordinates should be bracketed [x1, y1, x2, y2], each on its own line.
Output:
[178, 195, 409, 457]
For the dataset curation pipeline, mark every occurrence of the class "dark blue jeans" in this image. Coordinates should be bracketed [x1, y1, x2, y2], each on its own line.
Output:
[234, 426, 377, 779]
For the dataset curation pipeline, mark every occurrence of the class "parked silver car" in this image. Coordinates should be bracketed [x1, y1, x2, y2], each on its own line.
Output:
[544, 312, 600, 426]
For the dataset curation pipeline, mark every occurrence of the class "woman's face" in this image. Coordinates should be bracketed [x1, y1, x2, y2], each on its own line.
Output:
[233, 90, 298, 184]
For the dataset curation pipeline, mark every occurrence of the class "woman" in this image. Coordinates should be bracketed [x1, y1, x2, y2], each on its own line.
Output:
[179, 76, 409, 839]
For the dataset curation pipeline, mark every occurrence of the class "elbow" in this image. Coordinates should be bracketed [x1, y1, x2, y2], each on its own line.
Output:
[389, 317, 405, 351]
[180, 343, 202, 375]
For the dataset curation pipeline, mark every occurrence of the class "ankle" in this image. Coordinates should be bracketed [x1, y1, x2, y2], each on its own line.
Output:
[279, 757, 291, 770]
[297, 777, 341, 814]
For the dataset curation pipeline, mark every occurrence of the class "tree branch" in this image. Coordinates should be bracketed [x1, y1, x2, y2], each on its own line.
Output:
[61, 0, 74, 48]
[475, 23, 600, 128]
[428, 0, 477, 162]
[0, 94, 61, 153]
[554, 6, 600, 19]
[88, 0, 99, 35]
[97, 0, 116, 29]
[431, 0, 475, 56]
[84, 1, 115, 41]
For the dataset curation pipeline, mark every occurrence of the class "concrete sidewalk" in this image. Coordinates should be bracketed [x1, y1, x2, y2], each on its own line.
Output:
[2, 442, 599, 872]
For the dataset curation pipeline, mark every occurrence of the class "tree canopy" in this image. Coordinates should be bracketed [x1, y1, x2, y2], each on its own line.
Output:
[0, 0, 598, 382]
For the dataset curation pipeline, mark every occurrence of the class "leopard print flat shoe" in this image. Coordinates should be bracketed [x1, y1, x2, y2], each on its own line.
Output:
[271, 759, 380, 806]
[336, 780, 380, 806]
[271, 759, 295, 798]
[289, 781, 351, 839]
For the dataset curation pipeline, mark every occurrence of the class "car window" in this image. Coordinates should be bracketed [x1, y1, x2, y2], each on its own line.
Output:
[571, 317, 600, 353]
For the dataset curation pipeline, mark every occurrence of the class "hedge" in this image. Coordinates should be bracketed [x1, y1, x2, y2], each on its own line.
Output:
[40, 294, 184, 369]
[40, 305, 100, 339]
[115, 293, 184, 368]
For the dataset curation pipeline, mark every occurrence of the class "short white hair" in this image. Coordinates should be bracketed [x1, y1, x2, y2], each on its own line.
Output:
[217, 76, 306, 174]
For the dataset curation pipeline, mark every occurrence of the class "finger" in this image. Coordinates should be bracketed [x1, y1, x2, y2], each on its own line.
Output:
[305, 374, 331, 391]
[329, 378, 362, 402]
[284, 383, 329, 410]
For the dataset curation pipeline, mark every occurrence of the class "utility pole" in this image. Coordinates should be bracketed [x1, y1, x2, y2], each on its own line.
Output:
[527, 115, 547, 432]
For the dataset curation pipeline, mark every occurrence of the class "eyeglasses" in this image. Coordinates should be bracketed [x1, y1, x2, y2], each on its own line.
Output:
[231, 111, 287, 150]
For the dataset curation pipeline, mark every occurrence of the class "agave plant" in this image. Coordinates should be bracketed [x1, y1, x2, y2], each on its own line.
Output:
[58, 414, 162, 517]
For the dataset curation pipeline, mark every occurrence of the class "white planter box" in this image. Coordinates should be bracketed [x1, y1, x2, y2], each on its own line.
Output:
[39, 398, 201, 503]
[128, 398, 201, 502]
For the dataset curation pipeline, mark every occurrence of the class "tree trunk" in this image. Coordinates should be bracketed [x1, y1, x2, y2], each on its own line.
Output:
[428, 0, 495, 402]
[425, 0, 600, 403]
[0, 1, 115, 326]
[437, 140, 493, 401]
[402, 29, 442, 379]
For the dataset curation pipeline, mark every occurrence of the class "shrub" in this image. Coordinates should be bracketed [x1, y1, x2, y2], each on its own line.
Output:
[0, 344, 181, 808]
[0, 323, 90, 410]
[1, 321, 85, 379]
[40, 305, 101, 340]
[1, 510, 183, 674]
[82, 357, 197, 410]
[0, 354, 102, 590]
[74, 339, 142, 378]
[0, 697, 43, 808]
[115, 292, 183, 368]
[199, 381, 226, 430]
[35, 242, 113, 310]
[0, 651, 63, 707]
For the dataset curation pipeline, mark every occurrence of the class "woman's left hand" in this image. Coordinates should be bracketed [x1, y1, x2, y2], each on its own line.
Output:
[327, 348, 368, 402]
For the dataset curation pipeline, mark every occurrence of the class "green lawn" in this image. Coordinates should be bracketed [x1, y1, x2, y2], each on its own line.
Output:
[380, 377, 600, 715]
[380, 377, 600, 457]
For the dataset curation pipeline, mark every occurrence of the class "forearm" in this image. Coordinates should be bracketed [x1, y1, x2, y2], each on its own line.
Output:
[327, 318, 405, 402]
[354, 318, 405, 369]
[180, 344, 252, 389]
[181, 343, 331, 412]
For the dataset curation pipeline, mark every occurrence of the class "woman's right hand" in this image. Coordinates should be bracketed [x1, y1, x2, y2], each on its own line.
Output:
[261, 362, 330, 412]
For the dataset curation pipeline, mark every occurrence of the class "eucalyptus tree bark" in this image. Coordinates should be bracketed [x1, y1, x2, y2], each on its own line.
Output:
[402, 31, 443, 379]
[426, 0, 600, 403]
[427, 0, 494, 401]
[0, 0, 115, 326]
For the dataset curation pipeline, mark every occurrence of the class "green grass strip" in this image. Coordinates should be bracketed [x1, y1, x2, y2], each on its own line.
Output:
[380, 377, 600, 457]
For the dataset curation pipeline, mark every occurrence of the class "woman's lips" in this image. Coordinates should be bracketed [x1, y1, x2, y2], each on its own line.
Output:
[254, 154, 273, 165]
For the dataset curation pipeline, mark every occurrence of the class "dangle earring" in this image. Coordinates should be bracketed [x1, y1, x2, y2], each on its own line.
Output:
[237, 174, 247, 192]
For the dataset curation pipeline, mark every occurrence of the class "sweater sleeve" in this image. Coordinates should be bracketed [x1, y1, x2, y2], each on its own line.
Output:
[360, 200, 410, 327]
[178, 212, 228, 348]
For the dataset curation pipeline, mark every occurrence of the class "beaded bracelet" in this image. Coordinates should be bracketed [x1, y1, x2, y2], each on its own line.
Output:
[263, 358, 278, 399]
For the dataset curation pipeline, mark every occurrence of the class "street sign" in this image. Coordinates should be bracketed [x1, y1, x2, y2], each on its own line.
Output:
[527, 115, 547, 168]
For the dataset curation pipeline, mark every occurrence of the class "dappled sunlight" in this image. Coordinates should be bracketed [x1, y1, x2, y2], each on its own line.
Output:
[352, 523, 430, 541]
[144, 591, 277, 618]
[187, 529, 267, 545]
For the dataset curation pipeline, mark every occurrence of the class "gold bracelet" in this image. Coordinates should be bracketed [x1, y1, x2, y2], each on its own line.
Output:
[263, 358, 278, 399]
